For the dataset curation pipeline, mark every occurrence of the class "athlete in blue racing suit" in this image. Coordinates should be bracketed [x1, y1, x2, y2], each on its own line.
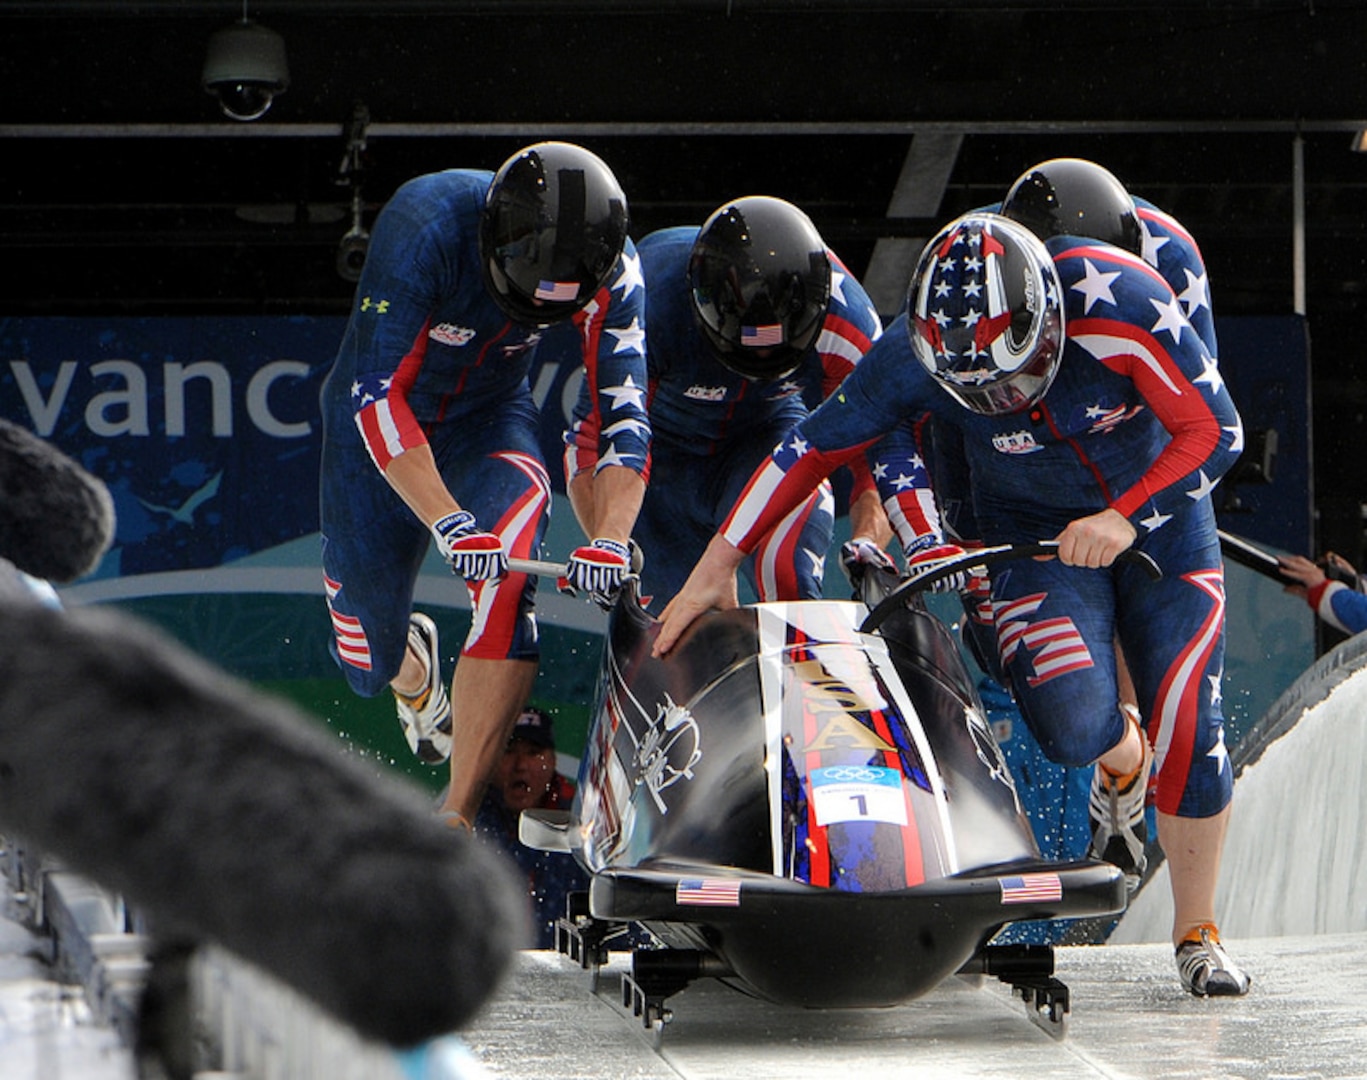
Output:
[654, 211, 1249, 996]
[319, 144, 650, 828]
[560, 196, 885, 612]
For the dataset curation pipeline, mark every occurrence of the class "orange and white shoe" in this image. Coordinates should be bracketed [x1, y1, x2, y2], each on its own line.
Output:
[1087, 704, 1152, 892]
[1176, 923, 1251, 996]
[393, 613, 452, 765]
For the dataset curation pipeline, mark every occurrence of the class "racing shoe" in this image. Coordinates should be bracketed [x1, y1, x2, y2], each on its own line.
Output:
[1176, 923, 1251, 996]
[1087, 705, 1152, 892]
[393, 613, 452, 765]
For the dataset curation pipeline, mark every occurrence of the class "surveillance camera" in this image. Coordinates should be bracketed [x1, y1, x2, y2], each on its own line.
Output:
[336, 228, 370, 283]
[202, 20, 289, 122]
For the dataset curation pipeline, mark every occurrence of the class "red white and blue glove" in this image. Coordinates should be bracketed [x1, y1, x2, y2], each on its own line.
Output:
[558, 537, 633, 608]
[906, 543, 976, 593]
[839, 537, 898, 585]
[431, 510, 507, 582]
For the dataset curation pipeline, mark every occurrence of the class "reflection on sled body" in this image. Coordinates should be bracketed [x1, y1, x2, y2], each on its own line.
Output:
[523, 572, 1126, 1022]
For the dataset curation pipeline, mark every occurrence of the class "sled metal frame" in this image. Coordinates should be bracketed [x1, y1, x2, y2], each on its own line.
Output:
[556, 890, 1074, 1041]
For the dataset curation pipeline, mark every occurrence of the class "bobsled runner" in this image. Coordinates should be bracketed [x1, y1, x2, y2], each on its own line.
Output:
[515, 544, 1140, 1038]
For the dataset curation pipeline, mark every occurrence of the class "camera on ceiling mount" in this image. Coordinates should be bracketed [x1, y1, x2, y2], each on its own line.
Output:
[201, 18, 289, 122]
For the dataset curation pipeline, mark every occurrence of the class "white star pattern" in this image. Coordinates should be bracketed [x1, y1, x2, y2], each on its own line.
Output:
[1085, 403, 1108, 419]
[1208, 671, 1223, 710]
[607, 317, 645, 356]
[806, 550, 826, 580]
[602, 416, 650, 440]
[1193, 355, 1224, 396]
[867, 308, 883, 339]
[1208, 728, 1230, 775]
[1179, 267, 1210, 316]
[830, 267, 847, 306]
[892, 472, 917, 491]
[872, 461, 889, 480]
[1185, 469, 1218, 503]
[596, 443, 637, 470]
[1149, 294, 1187, 344]
[612, 250, 644, 299]
[788, 434, 809, 457]
[1141, 223, 1170, 267]
[1225, 421, 1245, 453]
[602, 373, 646, 411]
[1071, 258, 1121, 313]
[1140, 508, 1173, 532]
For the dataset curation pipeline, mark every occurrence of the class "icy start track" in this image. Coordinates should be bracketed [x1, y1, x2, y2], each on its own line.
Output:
[460, 936, 1367, 1080]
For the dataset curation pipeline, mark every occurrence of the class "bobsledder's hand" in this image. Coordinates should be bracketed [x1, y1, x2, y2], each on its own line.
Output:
[652, 535, 743, 658]
[1054, 508, 1136, 569]
[907, 543, 974, 593]
[431, 511, 507, 581]
[559, 538, 633, 609]
[840, 537, 897, 586]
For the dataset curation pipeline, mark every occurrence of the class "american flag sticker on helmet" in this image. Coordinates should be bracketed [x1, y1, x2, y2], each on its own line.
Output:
[741, 323, 784, 347]
[535, 279, 579, 301]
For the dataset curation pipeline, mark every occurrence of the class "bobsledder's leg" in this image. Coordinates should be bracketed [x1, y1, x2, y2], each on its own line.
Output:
[988, 556, 1154, 884]
[439, 656, 539, 823]
[1116, 517, 1246, 994]
[989, 556, 1126, 768]
[429, 409, 549, 824]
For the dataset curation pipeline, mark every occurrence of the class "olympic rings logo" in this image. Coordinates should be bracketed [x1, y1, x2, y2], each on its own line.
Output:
[817, 765, 888, 784]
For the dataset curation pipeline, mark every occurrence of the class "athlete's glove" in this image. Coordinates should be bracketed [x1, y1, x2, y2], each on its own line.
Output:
[431, 511, 507, 582]
[558, 538, 633, 609]
[907, 543, 976, 593]
[839, 537, 897, 586]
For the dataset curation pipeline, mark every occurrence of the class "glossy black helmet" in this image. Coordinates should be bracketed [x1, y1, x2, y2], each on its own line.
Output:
[907, 213, 1064, 416]
[480, 142, 629, 326]
[688, 196, 831, 381]
[1001, 158, 1142, 256]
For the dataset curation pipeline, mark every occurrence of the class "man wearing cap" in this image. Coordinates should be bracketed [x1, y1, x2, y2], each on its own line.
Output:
[474, 706, 585, 948]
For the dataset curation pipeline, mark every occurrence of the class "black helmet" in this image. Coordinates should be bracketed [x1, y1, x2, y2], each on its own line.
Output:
[480, 142, 629, 326]
[1001, 158, 1142, 257]
[907, 213, 1065, 416]
[687, 196, 831, 381]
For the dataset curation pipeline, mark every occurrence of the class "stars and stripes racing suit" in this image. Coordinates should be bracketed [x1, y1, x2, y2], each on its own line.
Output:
[923, 197, 1222, 684]
[562, 225, 882, 611]
[717, 234, 1243, 820]
[319, 169, 649, 694]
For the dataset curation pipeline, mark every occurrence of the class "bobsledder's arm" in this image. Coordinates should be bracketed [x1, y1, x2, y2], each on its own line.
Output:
[859, 541, 1161, 634]
[652, 534, 745, 657]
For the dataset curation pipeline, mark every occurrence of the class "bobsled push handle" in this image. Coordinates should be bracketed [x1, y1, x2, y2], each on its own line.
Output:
[859, 541, 1161, 635]
[507, 557, 569, 578]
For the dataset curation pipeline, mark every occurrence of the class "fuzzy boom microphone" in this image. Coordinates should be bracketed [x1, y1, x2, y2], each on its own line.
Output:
[0, 601, 526, 1046]
[0, 419, 116, 583]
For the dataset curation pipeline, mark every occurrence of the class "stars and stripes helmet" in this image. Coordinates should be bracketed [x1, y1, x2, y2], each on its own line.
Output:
[907, 213, 1065, 416]
[480, 142, 630, 326]
[687, 196, 831, 382]
[1001, 157, 1142, 256]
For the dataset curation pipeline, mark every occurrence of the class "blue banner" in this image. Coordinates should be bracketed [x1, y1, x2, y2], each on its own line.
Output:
[0, 316, 587, 581]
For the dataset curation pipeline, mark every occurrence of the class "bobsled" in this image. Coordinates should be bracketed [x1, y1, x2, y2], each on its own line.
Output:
[516, 545, 1135, 1037]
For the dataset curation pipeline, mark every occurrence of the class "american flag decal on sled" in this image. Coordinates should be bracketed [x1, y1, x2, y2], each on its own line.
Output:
[999, 873, 1063, 905]
[676, 878, 742, 907]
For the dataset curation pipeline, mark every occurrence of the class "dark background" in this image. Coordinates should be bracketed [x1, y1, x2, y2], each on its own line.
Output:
[3, 0, 1365, 562]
